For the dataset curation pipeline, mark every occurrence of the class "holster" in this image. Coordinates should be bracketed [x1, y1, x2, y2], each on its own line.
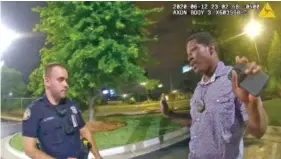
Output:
[36, 142, 41, 150]
[77, 138, 91, 159]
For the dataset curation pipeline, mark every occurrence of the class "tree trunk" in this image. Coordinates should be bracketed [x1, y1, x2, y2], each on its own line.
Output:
[145, 88, 149, 101]
[88, 87, 96, 121]
[89, 96, 95, 121]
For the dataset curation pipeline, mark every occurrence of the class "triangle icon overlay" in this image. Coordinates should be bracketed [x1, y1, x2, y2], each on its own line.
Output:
[259, 3, 275, 18]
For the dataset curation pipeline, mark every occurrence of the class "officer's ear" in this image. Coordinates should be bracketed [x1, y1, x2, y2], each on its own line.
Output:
[43, 75, 47, 82]
[43, 76, 51, 85]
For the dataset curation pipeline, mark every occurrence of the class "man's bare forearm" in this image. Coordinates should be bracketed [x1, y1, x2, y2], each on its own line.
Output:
[25, 148, 55, 159]
[246, 97, 268, 138]
[160, 100, 192, 125]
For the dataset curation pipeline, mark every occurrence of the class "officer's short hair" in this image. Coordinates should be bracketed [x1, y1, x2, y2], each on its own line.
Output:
[43, 62, 66, 77]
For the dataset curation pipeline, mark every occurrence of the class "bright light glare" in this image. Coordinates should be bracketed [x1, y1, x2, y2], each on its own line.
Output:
[102, 90, 109, 95]
[122, 94, 128, 98]
[140, 82, 147, 86]
[172, 90, 178, 93]
[244, 20, 262, 38]
[158, 84, 163, 88]
[0, 24, 20, 54]
[182, 65, 192, 73]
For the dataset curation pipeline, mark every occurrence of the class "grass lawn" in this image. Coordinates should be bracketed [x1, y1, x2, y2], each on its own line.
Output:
[10, 113, 183, 151]
[90, 99, 189, 115]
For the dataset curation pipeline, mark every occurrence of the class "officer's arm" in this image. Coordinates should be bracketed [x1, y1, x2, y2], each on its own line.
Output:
[80, 126, 102, 159]
[75, 103, 102, 159]
[22, 106, 56, 159]
[23, 137, 56, 159]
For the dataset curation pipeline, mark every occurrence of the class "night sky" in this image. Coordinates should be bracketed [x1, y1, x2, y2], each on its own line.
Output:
[1, 1, 193, 93]
[1, 1, 46, 81]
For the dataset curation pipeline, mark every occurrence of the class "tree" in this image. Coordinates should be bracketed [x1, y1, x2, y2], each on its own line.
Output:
[267, 31, 281, 77]
[264, 31, 281, 98]
[1, 66, 26, 98]
[142, 79, 160, 100]
[28, 2, 162, 120]
[27, 67, 45, 97]
[1, 66, 26, 110]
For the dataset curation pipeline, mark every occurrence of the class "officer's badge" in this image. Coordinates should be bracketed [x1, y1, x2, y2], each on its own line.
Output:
[23, 108, 31, 120]
[70, 106, 78, 114]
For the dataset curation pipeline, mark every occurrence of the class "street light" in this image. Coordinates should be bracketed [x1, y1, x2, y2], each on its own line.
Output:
[244, 20, 262, 39]
[122, 94, 128, 98]
[0, 24, 20, 54]
[244, 19, 262, 62]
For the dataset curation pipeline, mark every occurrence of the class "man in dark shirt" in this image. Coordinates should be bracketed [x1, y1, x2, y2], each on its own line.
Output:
[22, 63, 103, 159]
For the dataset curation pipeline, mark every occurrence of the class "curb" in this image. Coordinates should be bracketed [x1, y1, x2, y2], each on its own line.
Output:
[6, 127, 189, 159]
[1, 116, 23, 122]
[6, 134, 30, 159]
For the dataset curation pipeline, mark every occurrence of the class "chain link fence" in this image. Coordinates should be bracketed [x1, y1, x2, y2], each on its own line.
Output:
[1, 97, 37, 117]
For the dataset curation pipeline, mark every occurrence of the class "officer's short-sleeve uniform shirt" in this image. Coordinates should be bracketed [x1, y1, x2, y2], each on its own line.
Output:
[22, 94, 86, 159]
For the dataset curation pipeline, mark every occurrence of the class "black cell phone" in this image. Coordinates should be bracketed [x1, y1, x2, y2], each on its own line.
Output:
[227, 63, 269, 97]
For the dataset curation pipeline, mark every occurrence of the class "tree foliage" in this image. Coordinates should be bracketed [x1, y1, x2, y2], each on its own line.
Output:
[264, 31, 281, 98]
[27, 67, 44, 97]
[267, 31, 281, 76]
[28, 2, 162, 120]
[144, 79, 160, 91]
[1, 66, 26, 97]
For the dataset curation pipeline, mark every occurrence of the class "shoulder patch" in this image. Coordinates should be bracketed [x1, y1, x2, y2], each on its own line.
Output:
[23, 108, 31, 120]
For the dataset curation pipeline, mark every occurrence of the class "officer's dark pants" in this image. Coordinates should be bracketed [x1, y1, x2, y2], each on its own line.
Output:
[77, 142, 89, 159]
[77, 152, 89, 159]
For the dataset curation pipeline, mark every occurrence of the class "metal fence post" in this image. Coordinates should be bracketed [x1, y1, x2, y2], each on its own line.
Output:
[21, 97, 23, 115]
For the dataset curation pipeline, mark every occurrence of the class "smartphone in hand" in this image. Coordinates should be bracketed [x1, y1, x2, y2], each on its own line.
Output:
[228, 63, 269, 96]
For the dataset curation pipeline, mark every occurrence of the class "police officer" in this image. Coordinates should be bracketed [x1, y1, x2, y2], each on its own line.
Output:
[22, 63, 103, 159]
